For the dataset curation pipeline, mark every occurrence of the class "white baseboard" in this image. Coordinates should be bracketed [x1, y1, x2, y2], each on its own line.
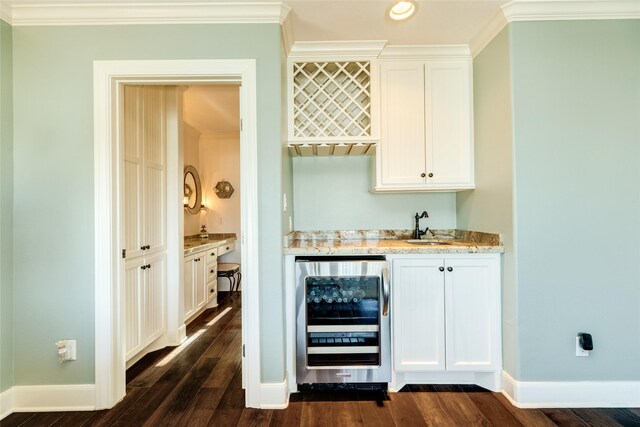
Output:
[260, 378, 289, 409]
[1, 387, 14, 420]
[502, 371, 640, 408]
[1, 384, 96, 419]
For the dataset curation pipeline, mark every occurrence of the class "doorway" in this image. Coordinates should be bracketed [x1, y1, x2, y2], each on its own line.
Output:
[94, 60, 261, 409]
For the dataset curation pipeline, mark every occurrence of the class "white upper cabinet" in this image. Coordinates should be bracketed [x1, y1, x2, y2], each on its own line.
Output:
[124, 85, 166, 258]
[373, 58, 474, 192]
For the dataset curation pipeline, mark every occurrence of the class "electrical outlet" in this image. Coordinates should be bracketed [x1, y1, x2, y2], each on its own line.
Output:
[56, 339, 77, 362]
[576, 337, 589, 357]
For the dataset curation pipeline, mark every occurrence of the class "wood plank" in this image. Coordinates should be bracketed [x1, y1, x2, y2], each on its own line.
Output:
[569, 408, 623, 427]
[386, 389, 428, 427]
[207, 367, 245, 427]
[4, 412, 64, 426]
[237, 408, 274, 426]
[202, 332, 242, 388]
[300, 391, 334, 427]
[175, 387, 226, 427]
[0, 412, 37, 427]
[408, 384, 459, 427]
[598, 408, 640, 426]
[539, 408, 590, 426]
[269, 394, 302, 427]
[459, 385, 524, 427]
[48, 410, 98, 426]
[355, 391, 397, 427]
[87, 387, 148, 427]
[493, 393, 556, 427]
[142, 357, 220, 426]
[430, 385, 491, 426]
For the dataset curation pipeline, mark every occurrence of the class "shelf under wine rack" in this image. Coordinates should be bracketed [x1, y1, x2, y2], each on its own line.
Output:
[288, 142, 376, 157]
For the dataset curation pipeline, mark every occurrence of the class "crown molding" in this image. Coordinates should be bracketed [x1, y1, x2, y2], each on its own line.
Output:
[6, 2, 291, 27]
[469, 10, 508, 58]
[502, 0, 640, 22]
[379, 45, 471, 60]
[0, 2, 11, 24]
[288, 40, 388, 60]
[281, 10, 294, 55]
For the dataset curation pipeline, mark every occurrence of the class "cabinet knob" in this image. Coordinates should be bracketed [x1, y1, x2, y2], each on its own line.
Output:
[211, 252, 215, 256]
[439, 266, 445, 272]
[447, 267, 453, 272]
[210, 269, 215, 273]
[146, 264, 151, 269]
[428, 173, 434, 178]
[226, 246, 230, 250]
[140, 245, 145, 250]
[210, 289, 214, 293]
[420, 173, 426, 178]
[141, 265, 147, 270]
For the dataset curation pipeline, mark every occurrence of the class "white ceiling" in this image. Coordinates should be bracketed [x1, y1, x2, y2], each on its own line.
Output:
[3, 0, 510, 46]
[284, 0, 508, 45]
[183, 85, 240, 136]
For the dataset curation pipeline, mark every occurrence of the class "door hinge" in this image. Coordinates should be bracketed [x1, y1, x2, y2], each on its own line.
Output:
[122, 249, 126, 259]
[242, 344, 245, 357]
[240, 119, 243, 132]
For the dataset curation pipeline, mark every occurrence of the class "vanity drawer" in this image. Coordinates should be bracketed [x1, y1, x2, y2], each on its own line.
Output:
[207, 247, 218, 262]
[207, 264, 218, 282]
[207, 281, 217, 302]
[218, 242, 235, 257]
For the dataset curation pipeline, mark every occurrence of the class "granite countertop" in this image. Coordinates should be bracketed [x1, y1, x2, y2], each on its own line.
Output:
[184, 233, 237, 255]
[284, 229, 504, 255]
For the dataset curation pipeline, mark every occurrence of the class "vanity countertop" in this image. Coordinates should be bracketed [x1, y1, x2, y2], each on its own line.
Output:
[184, 233, 237, 255]
[284, 229, 503, 255]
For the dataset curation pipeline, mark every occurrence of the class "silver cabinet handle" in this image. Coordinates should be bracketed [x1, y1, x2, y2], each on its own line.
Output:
[382, 267, 390, 316]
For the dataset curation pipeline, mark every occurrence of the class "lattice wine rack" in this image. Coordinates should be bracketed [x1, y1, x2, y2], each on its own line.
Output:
[289, 61, 378, 156]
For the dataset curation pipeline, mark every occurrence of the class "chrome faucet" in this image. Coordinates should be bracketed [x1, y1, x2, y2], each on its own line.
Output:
[413, 211, 430, 239]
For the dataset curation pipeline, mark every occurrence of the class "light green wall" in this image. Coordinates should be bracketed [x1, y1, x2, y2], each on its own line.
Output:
[511, 20, 640, 381]
[12, 24, 285, 385]
[293, 157, 457, 230]
[457, 28, 517, 376]
[0, 19, 14, 393]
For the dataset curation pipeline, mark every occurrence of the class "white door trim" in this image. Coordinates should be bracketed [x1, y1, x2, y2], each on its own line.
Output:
[93, 59, 261, 409]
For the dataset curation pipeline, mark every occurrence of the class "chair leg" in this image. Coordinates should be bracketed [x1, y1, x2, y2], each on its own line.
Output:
[235, 272, 242, 295]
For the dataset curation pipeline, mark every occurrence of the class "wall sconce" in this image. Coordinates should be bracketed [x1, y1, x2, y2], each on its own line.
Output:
[214, 180, 234, 199]
[183, 196, 189, 208]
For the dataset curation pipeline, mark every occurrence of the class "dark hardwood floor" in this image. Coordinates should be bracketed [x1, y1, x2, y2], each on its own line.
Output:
[2, 292, 639, 426]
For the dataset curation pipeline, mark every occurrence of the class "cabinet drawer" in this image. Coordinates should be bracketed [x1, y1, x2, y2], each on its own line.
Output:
[207, 281, 218, 302]
[206, 247, 218, 261]
[218, 242, 235, 257]
[207, 264, 218, 282]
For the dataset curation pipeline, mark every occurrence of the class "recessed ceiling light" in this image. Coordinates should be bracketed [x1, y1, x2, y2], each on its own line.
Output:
[389, 0, 416, 21]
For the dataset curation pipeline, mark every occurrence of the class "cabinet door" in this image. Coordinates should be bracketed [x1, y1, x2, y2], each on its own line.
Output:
[142, 86, 166, 255]
[424, 61, 473, 186]
[379, 62, 426, 186]
[194, 254, 207, 310]
[444, 258, 499, 371]
[144, 253, 166, 346]
[124, 258, 145, 361]
[123, 86, 144, 260]
[392, 258, 445, 371]
[183, 256, 196, 320]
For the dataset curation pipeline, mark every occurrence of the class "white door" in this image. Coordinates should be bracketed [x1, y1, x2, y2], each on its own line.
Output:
[392, 258, 446, 371]
[444, 258, 499, 371]
[379, 62, 426, 185]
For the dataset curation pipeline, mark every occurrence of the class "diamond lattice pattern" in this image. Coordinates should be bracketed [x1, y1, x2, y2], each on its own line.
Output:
[293, 61, 371, 138]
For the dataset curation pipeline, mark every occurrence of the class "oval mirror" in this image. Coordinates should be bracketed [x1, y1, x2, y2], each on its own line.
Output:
[183, 165, 202, 215]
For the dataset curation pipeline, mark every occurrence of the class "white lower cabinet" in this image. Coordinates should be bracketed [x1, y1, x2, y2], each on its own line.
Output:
[391, 254, 501, 390]
[184, 250, 207, 322]
[124, 253, 166, 361]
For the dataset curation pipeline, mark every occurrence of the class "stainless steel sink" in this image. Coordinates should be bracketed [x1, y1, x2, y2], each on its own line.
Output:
[405, 239, 452, 245]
